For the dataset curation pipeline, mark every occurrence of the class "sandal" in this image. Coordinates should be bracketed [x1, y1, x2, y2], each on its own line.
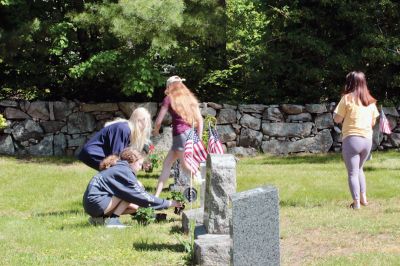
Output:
[360, 201, 369, 206]
[349, 203, 360, 209]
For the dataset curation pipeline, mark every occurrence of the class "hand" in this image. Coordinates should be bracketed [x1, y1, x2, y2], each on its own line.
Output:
[142, 160, 152, 171]
[152, 128, 159, 136]
[170, 200, 183, 208]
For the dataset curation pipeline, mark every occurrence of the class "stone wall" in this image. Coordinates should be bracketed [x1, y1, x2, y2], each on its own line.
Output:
[0, 100, 399, 156]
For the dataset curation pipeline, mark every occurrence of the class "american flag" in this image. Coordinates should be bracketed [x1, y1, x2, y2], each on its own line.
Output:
[207, 127, 224, 154]
[379, 109, 392, 134]
[184, 130, 207, 174]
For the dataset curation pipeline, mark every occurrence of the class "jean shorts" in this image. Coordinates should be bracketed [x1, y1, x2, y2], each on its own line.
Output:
[172, 129, 191, 151]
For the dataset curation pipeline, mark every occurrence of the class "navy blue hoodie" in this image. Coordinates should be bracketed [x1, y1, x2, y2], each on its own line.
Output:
[78, 122, 131, 170]
[83, 160, 170, 215]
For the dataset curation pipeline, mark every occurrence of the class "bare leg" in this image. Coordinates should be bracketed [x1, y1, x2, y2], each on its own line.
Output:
[177, 150, 192, 177]
[104, 196, 132, 216]
[123, 203, 139, 214]
[360, 192, 368, 206]
[155, 150, 178, 197]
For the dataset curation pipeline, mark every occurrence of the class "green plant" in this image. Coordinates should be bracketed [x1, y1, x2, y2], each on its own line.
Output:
[144, 144, 164, 172]
[169, 191, 185, 202]
[0, 114, 7, 129]
[132, 207, 156, 226]
[168, 191, 186, 215]
[202, 115, 217, 144]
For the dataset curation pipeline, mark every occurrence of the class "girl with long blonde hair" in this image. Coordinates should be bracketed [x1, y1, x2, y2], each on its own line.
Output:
[153, 76, 203, 196]
[78, 107, 152, 170]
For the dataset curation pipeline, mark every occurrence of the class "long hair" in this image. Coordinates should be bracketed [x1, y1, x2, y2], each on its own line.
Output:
[166, 82, 202, 126]
[99, 147, 144, 170]
[104, 107, 151, 151]
[99, 155, 119, 170]
[342, 71, 376, 106]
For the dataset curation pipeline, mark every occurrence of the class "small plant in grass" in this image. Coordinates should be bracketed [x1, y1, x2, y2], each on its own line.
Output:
[132, 207, 155, 225]
[169, 191, 186, 215]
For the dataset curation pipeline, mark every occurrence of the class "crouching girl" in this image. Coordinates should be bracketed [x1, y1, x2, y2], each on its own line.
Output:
[83, 147, 181, 228]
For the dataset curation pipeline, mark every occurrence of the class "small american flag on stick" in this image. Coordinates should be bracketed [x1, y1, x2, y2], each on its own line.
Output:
[207, 127, 224, 154]
[379, 109, 392, 134]
[184, 130, 207, 174]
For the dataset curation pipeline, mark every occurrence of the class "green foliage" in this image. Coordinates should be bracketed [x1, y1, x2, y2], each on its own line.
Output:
[202, 115, 217, 144]
[132, 207, 156, 226]
[0, 0, 399, 104]
[0, 114, 7, 129]
[168, 191, 185, 202]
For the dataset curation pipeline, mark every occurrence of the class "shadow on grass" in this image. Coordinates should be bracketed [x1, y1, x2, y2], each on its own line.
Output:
[280, 200, 323, 208]
[132, 241, 184, 252]
[364, 166, 400, 172]
[34, 209, 85, 217]
[170, 225, 183, 234]
[7, 155, 79, 165]
[58, 221, 93, 230]
[258, 153, 342, 165]
[138, 173, 160, 179]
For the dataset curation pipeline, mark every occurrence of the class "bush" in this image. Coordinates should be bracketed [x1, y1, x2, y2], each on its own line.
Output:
[0, 114, 7, 129]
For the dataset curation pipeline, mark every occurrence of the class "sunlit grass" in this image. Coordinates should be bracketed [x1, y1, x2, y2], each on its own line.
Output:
[0, 151, 399, 265]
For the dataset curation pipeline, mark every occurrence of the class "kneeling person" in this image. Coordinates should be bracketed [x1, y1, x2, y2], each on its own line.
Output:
[83, 147, 181, 228]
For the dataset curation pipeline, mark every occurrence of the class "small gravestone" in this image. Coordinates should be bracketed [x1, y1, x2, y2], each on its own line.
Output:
[204, 154, 236, 234]
[231, 186, 280, 266]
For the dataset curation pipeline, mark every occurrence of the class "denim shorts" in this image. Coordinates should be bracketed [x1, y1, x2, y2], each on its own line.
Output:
[172, 129, 191, 151]
[82, 187, 112, 217]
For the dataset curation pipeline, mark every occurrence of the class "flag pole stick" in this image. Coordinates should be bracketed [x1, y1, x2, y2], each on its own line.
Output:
[378, 105, 382, 148]
[189, 120, 195, 246]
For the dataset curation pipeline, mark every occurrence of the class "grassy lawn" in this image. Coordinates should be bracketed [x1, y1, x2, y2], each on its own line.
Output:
[0, 151, 399, 265]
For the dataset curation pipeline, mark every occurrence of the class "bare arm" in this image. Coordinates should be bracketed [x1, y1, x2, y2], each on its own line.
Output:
[372, 117, 377, 127]
[153, 105, 168, 136]
[333, 113, 344, 124]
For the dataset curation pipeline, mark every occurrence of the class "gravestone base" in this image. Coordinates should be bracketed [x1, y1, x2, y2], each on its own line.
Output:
[194, 225, 207, 239]
[194, 234, 232, 266]
[182, 208, 204, 234]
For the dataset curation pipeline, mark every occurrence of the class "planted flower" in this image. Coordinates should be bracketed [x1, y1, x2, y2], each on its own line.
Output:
[144, 144, 164, 173]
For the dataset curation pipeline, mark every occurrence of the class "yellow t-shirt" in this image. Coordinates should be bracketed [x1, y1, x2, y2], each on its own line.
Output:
[334, 94, 379, 139]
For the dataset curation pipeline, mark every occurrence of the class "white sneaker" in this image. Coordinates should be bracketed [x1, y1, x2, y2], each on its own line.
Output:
[105, 217, 128, 228]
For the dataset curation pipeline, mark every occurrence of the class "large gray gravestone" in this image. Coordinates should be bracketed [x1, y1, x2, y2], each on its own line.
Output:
[231, 186, 280, 266]
[204, 154, 237, 234]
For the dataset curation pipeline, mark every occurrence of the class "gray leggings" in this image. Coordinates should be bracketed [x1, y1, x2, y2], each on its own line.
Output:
[342, 136, 372, 201]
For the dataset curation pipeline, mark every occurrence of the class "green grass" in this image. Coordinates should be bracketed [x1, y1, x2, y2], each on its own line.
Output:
[0, 151, 399, 265]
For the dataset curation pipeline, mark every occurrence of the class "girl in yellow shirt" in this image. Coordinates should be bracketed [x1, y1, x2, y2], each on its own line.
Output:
[333, 71, 379, 209]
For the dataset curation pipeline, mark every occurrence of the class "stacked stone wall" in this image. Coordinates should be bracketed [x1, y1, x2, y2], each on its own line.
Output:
[0, 100, 399, 156]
